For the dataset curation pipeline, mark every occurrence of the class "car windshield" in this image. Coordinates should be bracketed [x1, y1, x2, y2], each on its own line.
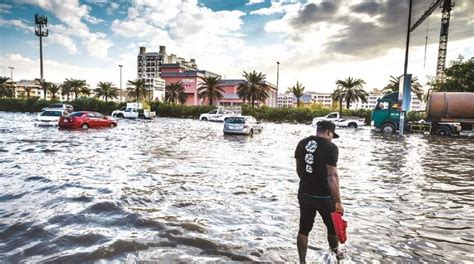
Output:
[225, 117, 245, 124]
[69, 112, 84, 117]
[41, 111, 63, 117]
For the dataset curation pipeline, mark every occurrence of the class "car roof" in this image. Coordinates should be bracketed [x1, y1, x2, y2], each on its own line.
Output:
[43, 109, 65, 112]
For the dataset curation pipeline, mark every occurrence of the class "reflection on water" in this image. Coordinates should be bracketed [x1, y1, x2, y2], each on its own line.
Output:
[0, 112, 473, 262]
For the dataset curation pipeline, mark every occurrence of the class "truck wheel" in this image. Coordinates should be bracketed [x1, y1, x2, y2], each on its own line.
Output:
[201, 117, 208, 121]
[138, 114, 145, 119]
[249, 129, 254, 136]
[348, 122, 358, 129]
[381, 123, 396, 133]
[117, 113, 124, 118]
[433, 126, 452, 136]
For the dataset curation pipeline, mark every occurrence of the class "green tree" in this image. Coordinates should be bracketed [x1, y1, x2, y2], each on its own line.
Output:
[127, 79, 148, 101]
[36, 79, 51, 100]
[48, 83, 61, 100]
[331, 87, 344, 116]
[333, 77, 368, 115]
[165, 82, 187, 104]
[197, 75, 224, 106]
[429, 56, 474, 92]
[287, 81, 305, 107]
[238, 70, 269, 108]
[94, 81, 119, 102]
[0, 76, 14, 98]
[382, 75, 424, 101]
[23, 86, 33, 98]
[64, 78, 88, 99]
[61, 81, 72, 101]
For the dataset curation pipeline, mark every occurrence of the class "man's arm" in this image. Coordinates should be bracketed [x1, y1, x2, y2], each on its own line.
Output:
[327, 165, 344, 213]
[296, 159, 304, 179]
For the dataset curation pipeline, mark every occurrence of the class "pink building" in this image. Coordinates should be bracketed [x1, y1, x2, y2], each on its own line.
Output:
[160, 63, 277, 107]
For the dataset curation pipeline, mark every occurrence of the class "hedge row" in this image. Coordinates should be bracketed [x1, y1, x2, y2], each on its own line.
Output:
[0, 97, 125, 115]
[150, 102, 216, 119]
[1, 98, 424, 124]
[242, 105, 374, 124]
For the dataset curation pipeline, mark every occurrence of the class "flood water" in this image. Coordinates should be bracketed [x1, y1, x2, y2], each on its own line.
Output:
[0, 112, 473, 263]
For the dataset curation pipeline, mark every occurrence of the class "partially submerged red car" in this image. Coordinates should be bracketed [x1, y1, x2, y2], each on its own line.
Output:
[59, 111, 117, 129]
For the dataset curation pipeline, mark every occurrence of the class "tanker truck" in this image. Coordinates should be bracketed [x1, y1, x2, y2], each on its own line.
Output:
[371, 92, 474, 136]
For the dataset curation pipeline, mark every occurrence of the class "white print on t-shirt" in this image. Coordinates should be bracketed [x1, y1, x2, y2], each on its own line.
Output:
[305, 140, 318, 173]
[305, 140, 318, 153]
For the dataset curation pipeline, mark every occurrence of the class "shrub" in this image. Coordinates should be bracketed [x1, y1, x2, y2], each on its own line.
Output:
[150, 102, 216, 119]
[0, 97, 124, 114]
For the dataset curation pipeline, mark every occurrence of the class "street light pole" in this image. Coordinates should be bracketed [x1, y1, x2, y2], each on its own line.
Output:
[9, 66, 14, 97]
[118, 64, 123, 102]
[399, 0, 413, 137]
[276, 61, 280, 107]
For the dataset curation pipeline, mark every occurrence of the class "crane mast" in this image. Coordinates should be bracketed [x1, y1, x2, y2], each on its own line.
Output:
[410, 0, 453, 80]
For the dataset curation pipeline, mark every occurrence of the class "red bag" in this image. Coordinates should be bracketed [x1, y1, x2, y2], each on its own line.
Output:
[331, 212, 347, 243]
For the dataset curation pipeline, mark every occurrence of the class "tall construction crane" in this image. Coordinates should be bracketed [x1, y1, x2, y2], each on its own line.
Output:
[410, 0, 454, 79]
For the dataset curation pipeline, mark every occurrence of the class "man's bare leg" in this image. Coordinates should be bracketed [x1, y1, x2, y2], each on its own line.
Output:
[297, 233, 308, 263]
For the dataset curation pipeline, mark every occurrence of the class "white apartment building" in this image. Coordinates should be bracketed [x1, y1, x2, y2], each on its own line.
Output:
[137, 46, 197, 101]
[277, 93, 295, 107]
[307, 92, 333, 108]
[14, 80, 68, 101]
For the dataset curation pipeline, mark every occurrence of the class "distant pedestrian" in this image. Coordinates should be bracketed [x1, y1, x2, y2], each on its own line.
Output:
[294, 121, 344, 262]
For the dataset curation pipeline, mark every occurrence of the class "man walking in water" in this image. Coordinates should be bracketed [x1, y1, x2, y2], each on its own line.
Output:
[294, 121, 344, 262]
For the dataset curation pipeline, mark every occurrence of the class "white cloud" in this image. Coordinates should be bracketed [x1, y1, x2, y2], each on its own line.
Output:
[16, 0, 112, 58]
[246, 0, 265, 6]
[0, 18, 34, 33]
[250, 0, 300, 15]
[0, 3, 12, 13]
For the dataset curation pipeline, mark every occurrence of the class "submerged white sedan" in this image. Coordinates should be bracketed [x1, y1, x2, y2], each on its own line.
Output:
[35, 109, 68, 127]
[223, 116, 263, 135]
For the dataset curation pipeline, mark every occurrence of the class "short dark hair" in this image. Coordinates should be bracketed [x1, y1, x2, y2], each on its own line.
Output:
[316, 121, 339, 138]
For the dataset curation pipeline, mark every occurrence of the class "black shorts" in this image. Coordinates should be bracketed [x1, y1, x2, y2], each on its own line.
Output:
[298, 193, 336, 236]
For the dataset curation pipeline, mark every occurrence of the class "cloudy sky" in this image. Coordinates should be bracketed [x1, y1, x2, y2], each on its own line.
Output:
[0, 0, 473, 93]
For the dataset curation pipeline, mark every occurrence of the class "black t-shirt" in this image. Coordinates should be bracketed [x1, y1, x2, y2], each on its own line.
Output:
[294, 136, 338, 196]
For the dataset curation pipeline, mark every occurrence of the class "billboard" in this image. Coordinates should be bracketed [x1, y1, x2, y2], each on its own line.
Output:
[398, 74, 412, 112]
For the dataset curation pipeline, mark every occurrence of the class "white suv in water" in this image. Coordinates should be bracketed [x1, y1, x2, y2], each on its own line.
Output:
[35, 109, 69, 127]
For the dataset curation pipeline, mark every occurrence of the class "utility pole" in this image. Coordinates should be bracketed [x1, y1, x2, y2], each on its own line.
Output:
[35, 14, 48, 83]
[9, 66, 14, 97]
[276, 61, 280, 107]
[399, 0, 413, 137]
[119, 64, 123, 102]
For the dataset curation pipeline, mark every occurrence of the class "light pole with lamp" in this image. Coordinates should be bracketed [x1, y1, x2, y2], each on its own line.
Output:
[118, 64, 123, 102]
[276, 61, 280, 107]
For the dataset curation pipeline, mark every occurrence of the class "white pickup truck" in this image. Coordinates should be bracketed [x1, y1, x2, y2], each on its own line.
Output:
[199, 108, 240, 122]
[111, 103, 156, 119]
[312, 112, 365, 128]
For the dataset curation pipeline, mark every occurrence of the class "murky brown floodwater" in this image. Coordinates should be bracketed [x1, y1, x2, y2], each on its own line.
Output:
[0, 112, 473, 263]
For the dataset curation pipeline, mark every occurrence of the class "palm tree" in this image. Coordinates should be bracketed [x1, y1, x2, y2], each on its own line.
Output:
[382, 75, 424, 101]
[24, 86, 33, 98]
[64, 78, 88, 99]
[238, 70, 268, 108]
[0, 76, 14, 98]
[94, 81, 119, 102]
[165, 82, 187, 104]
[287, 81, 305, 107]
[197, 76, 224, 106]
[36, 79, 51, 100]
[61, 82, 72, 101]
[331, 87, 345, 116]
[236, 81, 251, 104]
[127, 79, 148, 101]
[48, 84, 61, 100]
[334, 77, 368, 114]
